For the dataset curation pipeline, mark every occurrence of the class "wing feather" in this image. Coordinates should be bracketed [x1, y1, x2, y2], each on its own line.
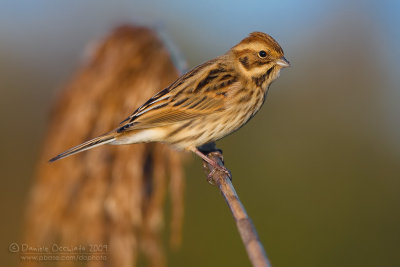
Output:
[116, 56, 238, 132]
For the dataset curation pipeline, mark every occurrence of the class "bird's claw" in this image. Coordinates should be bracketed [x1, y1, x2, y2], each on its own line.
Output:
[207, 165, 232, 185]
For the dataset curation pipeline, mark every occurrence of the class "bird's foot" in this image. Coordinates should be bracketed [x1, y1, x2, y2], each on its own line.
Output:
[192, 145, 232, 184]
[206, 163, 232, 184]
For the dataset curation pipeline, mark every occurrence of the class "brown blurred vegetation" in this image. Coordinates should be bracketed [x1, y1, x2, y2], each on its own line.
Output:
[1, 3, 400, 267]
[23, 26, 184, 267]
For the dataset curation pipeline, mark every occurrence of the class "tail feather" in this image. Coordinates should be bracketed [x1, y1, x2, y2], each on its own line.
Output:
[49, 134, 115, 162]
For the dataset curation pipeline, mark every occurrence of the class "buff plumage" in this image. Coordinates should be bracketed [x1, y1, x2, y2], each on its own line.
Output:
[50, 32, 289, 171]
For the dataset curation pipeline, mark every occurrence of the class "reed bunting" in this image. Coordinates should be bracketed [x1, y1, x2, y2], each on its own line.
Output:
[50, 32, 289, 175]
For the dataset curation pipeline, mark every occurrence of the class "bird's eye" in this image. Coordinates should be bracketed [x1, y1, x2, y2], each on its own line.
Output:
[258, 50, 267, 58]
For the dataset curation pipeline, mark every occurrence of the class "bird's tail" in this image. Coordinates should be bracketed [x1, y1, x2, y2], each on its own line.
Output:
[49, 134, 116, 162]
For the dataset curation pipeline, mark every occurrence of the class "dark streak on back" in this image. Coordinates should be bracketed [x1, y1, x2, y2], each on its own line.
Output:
[194, 71, 219, 93]
[173, 97, 189, 107]
[188, 96, 207, 109]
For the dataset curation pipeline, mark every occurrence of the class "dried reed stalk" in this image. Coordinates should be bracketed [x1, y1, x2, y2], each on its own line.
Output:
[23, 25, 184, 267]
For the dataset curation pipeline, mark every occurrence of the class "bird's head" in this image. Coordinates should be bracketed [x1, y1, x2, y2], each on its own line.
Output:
[230, 32, 289, 87]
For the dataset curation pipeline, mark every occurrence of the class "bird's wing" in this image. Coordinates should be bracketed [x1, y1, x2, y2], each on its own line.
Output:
[116, 57, 239, 132]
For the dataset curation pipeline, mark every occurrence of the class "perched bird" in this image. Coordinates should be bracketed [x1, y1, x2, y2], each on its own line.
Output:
[50, 32, 289, 175]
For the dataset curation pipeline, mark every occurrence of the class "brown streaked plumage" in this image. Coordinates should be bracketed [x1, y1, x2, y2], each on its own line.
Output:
[50, 32, 289, 174]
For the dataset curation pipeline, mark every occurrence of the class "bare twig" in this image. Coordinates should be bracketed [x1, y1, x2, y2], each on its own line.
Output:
[200, 144, 272, 267]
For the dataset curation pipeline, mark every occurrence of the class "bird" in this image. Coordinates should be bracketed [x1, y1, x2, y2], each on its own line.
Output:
[49, 32, 289, 175]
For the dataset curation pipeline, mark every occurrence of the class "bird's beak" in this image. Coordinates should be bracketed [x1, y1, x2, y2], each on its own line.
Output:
[276, 57, 290, 68]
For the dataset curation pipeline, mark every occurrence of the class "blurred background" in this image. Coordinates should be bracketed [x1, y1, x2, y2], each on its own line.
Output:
[1, 0, 399, 266]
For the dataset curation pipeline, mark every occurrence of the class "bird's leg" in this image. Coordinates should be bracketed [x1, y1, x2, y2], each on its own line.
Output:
[191, 147, 232, 183]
